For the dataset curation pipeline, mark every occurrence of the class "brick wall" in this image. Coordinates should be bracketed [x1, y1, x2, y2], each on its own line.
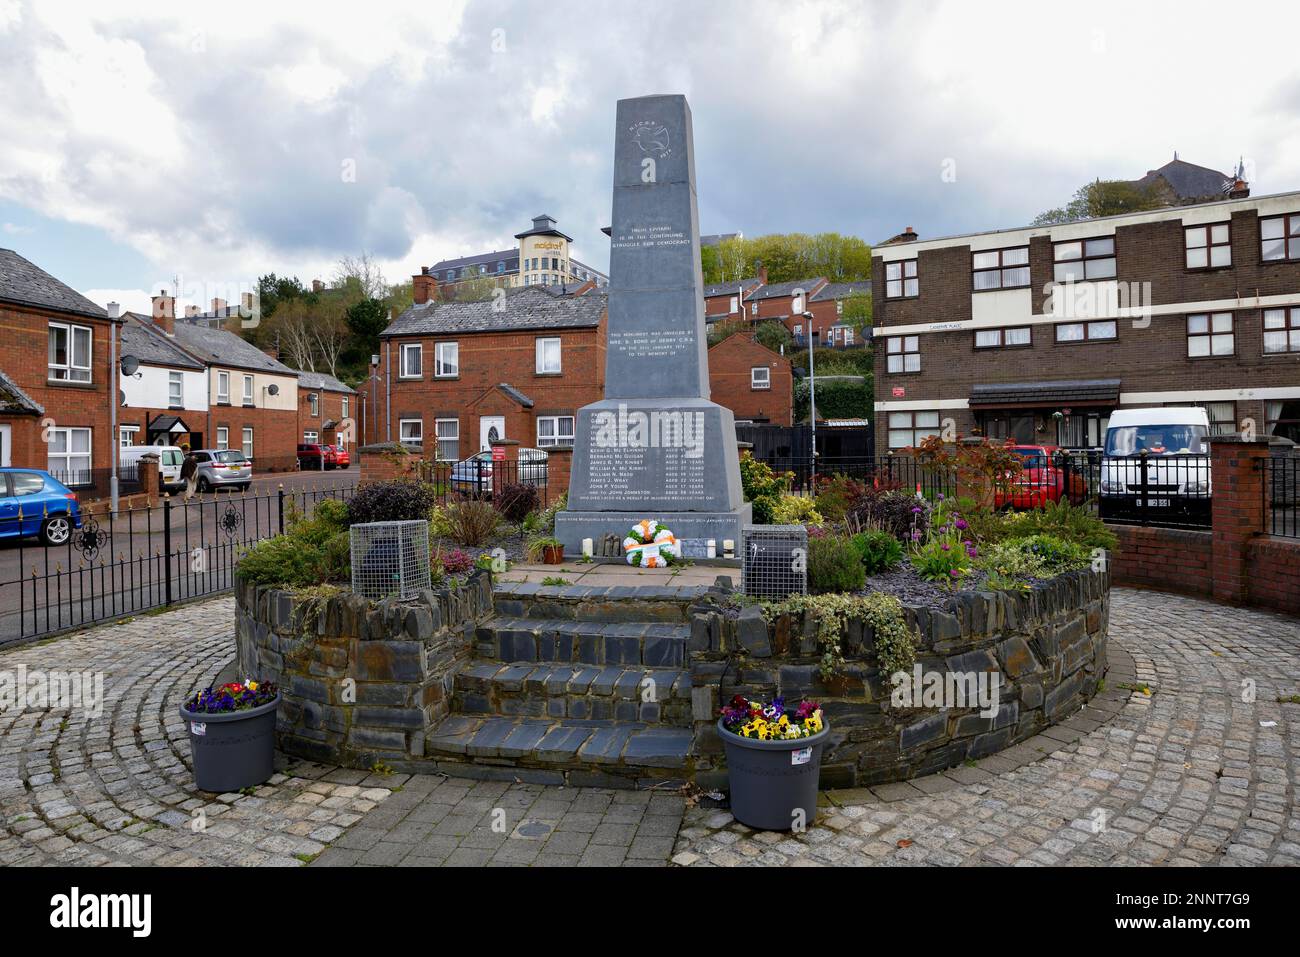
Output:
[298, 386, 358, 458]
[707, 334, 793, 425]
[1110, 525, 1213, 598]
[209, 404, 299, 472]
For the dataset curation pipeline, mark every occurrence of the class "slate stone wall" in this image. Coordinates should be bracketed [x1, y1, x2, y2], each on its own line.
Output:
[687, 568, 1111, 789]
[234, 571, 494, 767]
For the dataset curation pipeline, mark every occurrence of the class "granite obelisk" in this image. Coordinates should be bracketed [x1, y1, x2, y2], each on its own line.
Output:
[555, 94, 751, 555]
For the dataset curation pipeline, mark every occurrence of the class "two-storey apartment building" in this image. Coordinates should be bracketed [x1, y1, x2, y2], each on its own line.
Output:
[296, 369, 357, 457]
[118, 311, 209, 450]
[376, 284, 607, 470]
[0, 248, 119, 494]
[871, 188, 1300, 452]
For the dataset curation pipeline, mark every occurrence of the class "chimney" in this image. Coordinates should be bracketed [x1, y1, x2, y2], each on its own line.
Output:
[107, 302, 120, 320]
[263, 345, 279, 361]
[900, 226, 918, 243]
[756, 263, 769, 285]
[150, 290, 176, 335]
[185, 304, 201, 318]
[211, 297, 227, 314]
[311, 279, 324, 294]
[413, 269, 439, 305]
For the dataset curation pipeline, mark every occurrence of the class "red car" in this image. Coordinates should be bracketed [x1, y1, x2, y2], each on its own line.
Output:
[297, 443, 338, 471]
[994, 445, 1088, 509]
[332, 445, 350, 468]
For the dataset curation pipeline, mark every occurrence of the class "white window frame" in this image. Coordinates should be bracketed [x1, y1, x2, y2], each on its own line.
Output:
[400, 343, 423, 379]
[217, 371, 230, 404]
[341, 396, 349, 419]
[216, 427, 228, 451]
[242, 427, 254, 459]
[309, 393, 319, 417]
[119, 425, 140, 448]
[434, 342, 459, 378]
[47, 322, 92, 383]
[536, 415, 575, 448]
[303, 430, 318, 443]
[435, 418, 460, 461]
[169, 371, 183, 407]
[242, 374, 254, 404]
[536, 337, 562, 374]
[399, 418, 424, 447]
[47, 426, 92, 486]
[751, 367, 771, 390]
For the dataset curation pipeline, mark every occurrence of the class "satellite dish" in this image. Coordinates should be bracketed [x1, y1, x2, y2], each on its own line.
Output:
[120, 355, 140, 376]
[267, 383, 279, 395]
[119, 390, 127, 406]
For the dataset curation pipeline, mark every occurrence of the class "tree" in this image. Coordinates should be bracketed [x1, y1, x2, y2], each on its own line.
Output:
[754, 320, 793, 354]
[333, 252, 389, 301]
[840, 292, 872, 330]
[701, 233, 873, 284]
[1033, 179, 1164, 226]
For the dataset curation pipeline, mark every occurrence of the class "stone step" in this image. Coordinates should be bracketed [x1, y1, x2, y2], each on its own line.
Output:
[477, 616, 690, 667]
[425, 715, 694, 786]
[452, 663, 692, 725]
[492, 581, 718, 624]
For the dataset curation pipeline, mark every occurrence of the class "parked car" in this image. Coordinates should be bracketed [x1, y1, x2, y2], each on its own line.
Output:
[1099, 407, 1212, 522]
[297, 443, 338, 471]
[994, 444, 1088, 509]
[448, 448, 548, 495]
[189, 449, 253, 492]
[120, 444, 186, 492]
[332, 444, 350, 469]
[0, 468, 84, 545]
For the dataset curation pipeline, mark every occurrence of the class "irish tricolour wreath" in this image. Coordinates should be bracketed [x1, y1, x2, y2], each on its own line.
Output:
[623, 520, 680, 568]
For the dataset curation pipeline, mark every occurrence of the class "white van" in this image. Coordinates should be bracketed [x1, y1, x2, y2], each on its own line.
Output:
[120, 445, 186, 492]
[1099, 408, 1211, 521]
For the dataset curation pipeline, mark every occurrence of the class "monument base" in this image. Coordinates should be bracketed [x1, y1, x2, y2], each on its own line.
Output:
[554, 505, 753, 558]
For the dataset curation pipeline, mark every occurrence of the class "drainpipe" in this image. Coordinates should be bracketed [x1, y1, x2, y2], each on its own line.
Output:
[384, 339, 392, 443]
[108, 302, 120, 510]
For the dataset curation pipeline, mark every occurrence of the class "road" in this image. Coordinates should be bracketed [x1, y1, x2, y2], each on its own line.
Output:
[0, 465, 359, 645]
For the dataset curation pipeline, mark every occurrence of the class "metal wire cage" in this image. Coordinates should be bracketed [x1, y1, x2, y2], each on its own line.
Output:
[349, 520, 431, 601]
[742, 524, 808, 599]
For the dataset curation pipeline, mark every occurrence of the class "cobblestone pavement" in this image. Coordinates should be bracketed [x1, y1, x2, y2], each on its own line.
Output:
[3, 588, 1297, 867]
[673, 590, 1300, 866]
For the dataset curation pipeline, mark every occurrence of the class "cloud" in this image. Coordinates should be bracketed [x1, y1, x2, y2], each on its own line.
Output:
[1, 0, 1299, 301]
[2, 222, 33, 235]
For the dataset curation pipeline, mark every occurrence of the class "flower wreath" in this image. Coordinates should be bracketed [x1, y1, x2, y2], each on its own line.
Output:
[623, 519, 679, 568]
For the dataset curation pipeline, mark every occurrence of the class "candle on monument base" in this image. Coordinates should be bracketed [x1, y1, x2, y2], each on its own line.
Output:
[707, 539, 716, 559]
[723, 539, 735, 559]
[581, 538, 593, 558]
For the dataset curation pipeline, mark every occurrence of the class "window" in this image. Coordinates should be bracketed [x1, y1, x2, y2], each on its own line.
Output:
[303, 430, 318, 443]
[47, 323, 92, 382]
[1053, 237, 1116, 282]
[974, 327, 1032, 349]
[972, 247, 1030, 290]
[1266, 400, 1300, 443]
[47, 427, 91, 486]
[1185, 223, 1231, 269]
[751, 367, 771, 390]
[309, 393, 319, 416]
[435, 342, 459, 378]
[169, 371, 183, 407]
[536, 415, 575, 447]
[536, 337, 561, 374]
[242, 427, 253, 459]
[242, 374, 254, 404]
[1263, 307, 1300, 354]
[1186, 313, 1234, 357]
[1055, 320, 1116, 343]
[11, 472, 43, 496]
[400, 343, 422, 378]
[217, 371, 230, 404]
[843, 327, 855, 346]
[216, 427, 228, 451]
[885, 260, 918, 298]
[886, 336, 920, 373]
[119, 425, 139, 448]
[751, 302, 758, 316]
[793, 323, 803, 337]
[434, 418, 459, 461]
[1203, 402, 1236, 436]
[730, 296, 739, 314]
[1260, 213, 1300, 262]
[341, 396, 349, 419]
[887, 411, 940, 450]
[399, 418, 423, 447]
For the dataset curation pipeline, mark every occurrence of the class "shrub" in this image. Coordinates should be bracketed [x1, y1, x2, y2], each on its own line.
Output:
[849, 489, 929, 543]
[739, 452, 792, 525]
[813, 474, 868, 523]
[908, 499, 977, 586]
[849, 529, 903, 575]
[1002, 499, 1118, 551]
[238, 502, 350, 587]
[430, 504, 452, 539]
[762, 591, 914, 679]
[534, 491, 567, 535]
[1015, 533, 1092, 573]
[444, 500, 501, 547]
[346, 480, 438, 526]
[807, 534, 866, 594]
[438, 548, 473, 575]
[772, 494, 824, 526]
[496, 482, 539, 524]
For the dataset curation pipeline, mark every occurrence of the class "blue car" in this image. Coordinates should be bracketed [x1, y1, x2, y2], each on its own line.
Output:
[0, 468, 84, 546]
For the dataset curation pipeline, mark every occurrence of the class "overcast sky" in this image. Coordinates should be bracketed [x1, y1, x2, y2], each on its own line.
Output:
[2, 0, 1298, 315]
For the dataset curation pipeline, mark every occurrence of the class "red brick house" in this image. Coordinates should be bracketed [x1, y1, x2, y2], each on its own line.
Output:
[0, 248, 119, 494]
[376, 283, 607, 495]
[708, 334, 793, 425]
[806, 281, 871, 347]
[702, 267, 767, 323]
[746, 277, 829, 337]
[295, 369, 358, 461]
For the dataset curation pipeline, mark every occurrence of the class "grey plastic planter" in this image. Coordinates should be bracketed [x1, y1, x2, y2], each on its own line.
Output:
[180, 695, 280, 793]
[718, 717, 830, 831]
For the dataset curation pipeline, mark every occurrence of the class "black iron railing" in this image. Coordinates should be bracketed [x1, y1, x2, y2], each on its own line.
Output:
[1263, 455, 1300, 538]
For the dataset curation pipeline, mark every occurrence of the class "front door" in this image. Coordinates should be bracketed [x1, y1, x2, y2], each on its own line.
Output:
[480, 416, 505, 451]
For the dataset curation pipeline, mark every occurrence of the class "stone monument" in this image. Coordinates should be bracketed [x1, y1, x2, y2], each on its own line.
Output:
[555, 94, 751, 557]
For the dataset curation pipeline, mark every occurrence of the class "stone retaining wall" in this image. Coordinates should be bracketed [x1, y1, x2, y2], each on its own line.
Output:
[234, 572, 494, 767]
[687, 568, 1111, 789]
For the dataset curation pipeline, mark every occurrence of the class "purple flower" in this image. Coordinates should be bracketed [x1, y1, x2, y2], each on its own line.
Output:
[955, 518, 968, 530]
[911, 530, 921, 542]
[941, 543, 951, 551]
[911, 506, 923, 514]
[949, 569, 961, 578]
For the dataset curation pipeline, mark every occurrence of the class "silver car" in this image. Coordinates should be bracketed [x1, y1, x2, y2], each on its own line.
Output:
[189, 449, 253, 493]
